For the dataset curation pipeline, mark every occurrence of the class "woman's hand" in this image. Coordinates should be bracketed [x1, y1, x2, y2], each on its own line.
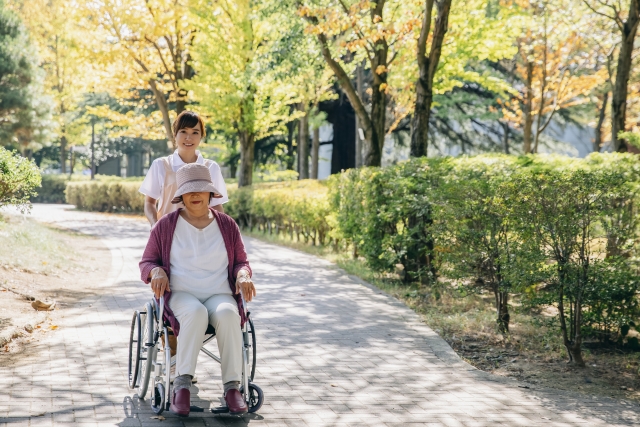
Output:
[150, 267, 170, 298]
[236, 270, 256, 302]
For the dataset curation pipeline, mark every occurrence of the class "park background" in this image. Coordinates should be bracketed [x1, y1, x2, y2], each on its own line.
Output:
[3, 0, 640, 402]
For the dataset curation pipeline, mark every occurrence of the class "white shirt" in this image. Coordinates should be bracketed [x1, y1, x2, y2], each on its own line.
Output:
[139, 150, 228, 206]
[169, 216, 232, 301]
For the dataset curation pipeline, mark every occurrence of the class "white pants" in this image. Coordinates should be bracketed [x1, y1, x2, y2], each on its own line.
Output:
[168, 291, 242, 385]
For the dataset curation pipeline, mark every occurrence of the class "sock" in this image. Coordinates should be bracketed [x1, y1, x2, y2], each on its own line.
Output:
[224, 381, 240, 394]
[174, 374, 192, 392]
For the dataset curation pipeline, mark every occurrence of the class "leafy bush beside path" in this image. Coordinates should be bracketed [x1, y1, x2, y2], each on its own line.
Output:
[0, 147, 41, 212]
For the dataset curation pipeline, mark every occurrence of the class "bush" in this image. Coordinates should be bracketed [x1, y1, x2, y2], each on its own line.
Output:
[0, 147, 41, 212]
[434, 155, 521, 333]
[65, 178, 145, 212]
[226, 180, 331, 245]
[31, 174, 90, 203]
[503, 156, 640, 366]
[329, 159, 452, 282]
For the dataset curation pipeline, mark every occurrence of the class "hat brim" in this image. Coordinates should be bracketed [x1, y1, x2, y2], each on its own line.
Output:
[171, 180, 223, 204]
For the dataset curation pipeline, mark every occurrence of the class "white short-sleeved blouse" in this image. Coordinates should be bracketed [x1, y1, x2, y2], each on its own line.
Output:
[169, 216, 232, 301]
[138, 150, 228, 206]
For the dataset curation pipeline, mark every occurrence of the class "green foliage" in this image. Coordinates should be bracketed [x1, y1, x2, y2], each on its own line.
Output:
[502, 155, 640, 363]
[226, 180, 331, 245]
[0, 147, 41, 212]
[31, 174, 89, 203]
[65, 177, 144, 213]
[433, 155, 521, 331]
[0, 1, 53, 152]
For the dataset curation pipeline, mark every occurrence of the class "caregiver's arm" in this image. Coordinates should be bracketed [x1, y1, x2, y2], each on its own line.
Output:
[144, 195, 159, 226]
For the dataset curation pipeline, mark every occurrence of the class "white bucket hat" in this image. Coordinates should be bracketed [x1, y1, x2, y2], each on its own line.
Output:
[171, 163, 223, 204]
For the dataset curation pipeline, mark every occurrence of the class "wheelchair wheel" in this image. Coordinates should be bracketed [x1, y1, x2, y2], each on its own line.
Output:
[128, 311, 142, 389]
[136, 303, 155, 399]
[247, 316, 257, 382]
[151, 382, 166, 415]
[242, 383, 263, 413]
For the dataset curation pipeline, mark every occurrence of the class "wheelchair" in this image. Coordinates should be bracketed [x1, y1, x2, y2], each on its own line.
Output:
[127, 294, 264, 415]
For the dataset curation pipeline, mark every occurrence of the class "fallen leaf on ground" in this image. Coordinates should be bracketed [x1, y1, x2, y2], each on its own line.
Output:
[150, 415, 165, 420]
[32, 300, 56, 311]
[50, 325, 58, 330]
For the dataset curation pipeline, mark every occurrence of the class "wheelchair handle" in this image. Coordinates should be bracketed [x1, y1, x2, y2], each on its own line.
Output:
[158, 296, 165, 326]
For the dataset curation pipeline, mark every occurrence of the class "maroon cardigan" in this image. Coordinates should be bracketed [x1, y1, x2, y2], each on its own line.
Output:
[139, 208, 252, 336]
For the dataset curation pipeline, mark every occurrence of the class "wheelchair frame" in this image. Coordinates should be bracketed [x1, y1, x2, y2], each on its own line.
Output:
[128, 293, 263, 415]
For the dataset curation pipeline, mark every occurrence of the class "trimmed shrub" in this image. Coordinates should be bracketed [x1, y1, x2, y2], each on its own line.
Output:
[433, 155, 522, 333]
[65, 179, 145, 212]
[0, 147, 41, 213]
[503, 156, 640, 366]
[226, 180, 331, 246]
[31, 174, 90, 203]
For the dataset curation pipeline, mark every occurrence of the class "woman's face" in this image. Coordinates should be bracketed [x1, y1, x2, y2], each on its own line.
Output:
[175, 124, 203, 153]
[182, 191, 210, 212]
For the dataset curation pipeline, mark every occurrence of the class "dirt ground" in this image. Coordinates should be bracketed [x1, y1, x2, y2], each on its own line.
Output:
[0, 214, 112, 364]
[447, 333, 640, 403]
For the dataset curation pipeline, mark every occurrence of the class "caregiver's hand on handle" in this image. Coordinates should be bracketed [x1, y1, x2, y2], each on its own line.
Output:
[149, 266, 170, 298]
[236, 269, 256, 302]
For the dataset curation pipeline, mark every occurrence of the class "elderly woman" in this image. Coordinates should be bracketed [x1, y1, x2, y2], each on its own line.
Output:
[139, 163, 256, 417]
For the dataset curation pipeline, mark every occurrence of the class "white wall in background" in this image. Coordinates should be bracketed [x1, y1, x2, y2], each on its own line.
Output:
[317, 123, 334, 180]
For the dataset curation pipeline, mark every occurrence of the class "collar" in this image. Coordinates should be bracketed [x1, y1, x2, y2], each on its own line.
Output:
[172, 149, 204, 167]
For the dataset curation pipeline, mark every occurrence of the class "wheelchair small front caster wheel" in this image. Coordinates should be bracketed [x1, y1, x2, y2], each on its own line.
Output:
[151, 383, 166, 415]
[240, 383, 264, 413]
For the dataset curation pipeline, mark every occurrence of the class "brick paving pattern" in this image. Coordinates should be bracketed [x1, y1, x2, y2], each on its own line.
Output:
[1, 204, 639, 426]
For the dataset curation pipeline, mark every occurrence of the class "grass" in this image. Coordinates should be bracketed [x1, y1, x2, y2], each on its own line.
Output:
[0, 213, 84, 275]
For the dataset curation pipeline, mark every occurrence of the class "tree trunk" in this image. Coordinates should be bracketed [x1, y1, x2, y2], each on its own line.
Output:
[501, 121, 510, 154]
[298, 106, 309, 179]
[594, 92, 609, 152]
[410, 0, 452, 158]
[149, 79, 175, 150]
[355, 63, 364, 168]
[311, 0, 383, 167]
[523, 62, 534, 154]
[286, 117, 296, 170]
[495, 289, 510, 333]
[175, 63, 194, 114]
[311, 126, 319, 179]
[175, 36, 195, 115]
[238, 130, 255, 187]
[60, 134, 67, 174]
[612, 0, 640, 153]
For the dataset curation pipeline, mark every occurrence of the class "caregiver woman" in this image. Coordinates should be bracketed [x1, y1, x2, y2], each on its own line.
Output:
[139, 163, 257, 417]
[139, 110, 228, 226]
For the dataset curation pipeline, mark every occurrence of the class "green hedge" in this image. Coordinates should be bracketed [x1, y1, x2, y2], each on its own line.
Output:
[31, 174, 90, 203]
[226, 180, 331, 245]
[65, 178, 145, 213]
[328, 153, 640, 364]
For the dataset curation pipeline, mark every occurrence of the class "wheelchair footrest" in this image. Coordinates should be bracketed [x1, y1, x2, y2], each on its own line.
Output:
[210, 406, 230, 414]
[189, 406, 205, 413]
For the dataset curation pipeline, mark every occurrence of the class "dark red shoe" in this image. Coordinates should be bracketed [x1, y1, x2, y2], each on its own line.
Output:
[224, 389, 248, 415]
[170, 388, 190, 417]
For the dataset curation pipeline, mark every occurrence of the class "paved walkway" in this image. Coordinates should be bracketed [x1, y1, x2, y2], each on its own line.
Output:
[1, 204, 639, 427]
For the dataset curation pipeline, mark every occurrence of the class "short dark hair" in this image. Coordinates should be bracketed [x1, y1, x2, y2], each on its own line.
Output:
[172, 111, 206, 139]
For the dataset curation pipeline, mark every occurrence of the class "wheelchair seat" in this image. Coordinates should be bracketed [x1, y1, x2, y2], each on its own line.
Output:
[163, 320, 216, 336]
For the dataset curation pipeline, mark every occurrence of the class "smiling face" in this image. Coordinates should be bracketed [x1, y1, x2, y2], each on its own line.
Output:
[182, 191, 211, 214]
[175, 124, 203, 155]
